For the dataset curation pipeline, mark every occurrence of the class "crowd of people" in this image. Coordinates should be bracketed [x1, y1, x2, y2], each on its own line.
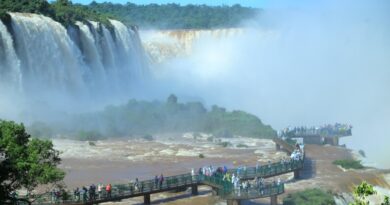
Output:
[50, 183, 112, 203]
[278, 123, 352, 138]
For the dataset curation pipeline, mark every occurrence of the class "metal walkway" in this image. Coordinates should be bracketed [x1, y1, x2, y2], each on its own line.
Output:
[23, 138, 302, 205]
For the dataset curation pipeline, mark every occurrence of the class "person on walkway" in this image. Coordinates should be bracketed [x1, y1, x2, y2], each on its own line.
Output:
[97, 183, 103, 199]
[82, 186, 88, 202]
[106, 184, 112, 198]
[154, 175, 159, 189]
[135, 178, 139, 192]
[191, 168, 195, 181]
[89, 184, 96, 201]
[74, 187, 80, 201]
[159, 174, 164, 189]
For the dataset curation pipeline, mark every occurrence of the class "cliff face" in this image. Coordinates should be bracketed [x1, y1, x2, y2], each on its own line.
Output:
[140, 28, 245, 64]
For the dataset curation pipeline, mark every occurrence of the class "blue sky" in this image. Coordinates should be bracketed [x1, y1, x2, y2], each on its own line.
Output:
[71, 0, 267, 8]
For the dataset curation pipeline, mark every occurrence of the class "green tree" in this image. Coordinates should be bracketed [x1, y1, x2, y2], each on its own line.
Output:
[350, 181, 376, 205]
[382, 196, 390, 205]
[0, 120, 65, 204]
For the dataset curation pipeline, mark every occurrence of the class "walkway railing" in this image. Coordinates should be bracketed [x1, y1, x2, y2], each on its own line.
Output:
[22, 137, 304, 205]
[227, 159, 304, 179]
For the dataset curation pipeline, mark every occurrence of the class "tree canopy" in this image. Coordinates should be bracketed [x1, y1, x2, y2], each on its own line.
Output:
[0, 0, 113, 27]
[87, 2, 261, 29]
[0, 120, 64, 204]
[31, 95, 276, 140]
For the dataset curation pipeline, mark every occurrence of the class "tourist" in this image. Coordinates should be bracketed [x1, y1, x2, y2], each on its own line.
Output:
[74, 187, 80, 201]
[155, 175, 159, 188]
[159, 174, 164, 189]
[135, 178, 139, 191]
[97, 183, 103, 199]
[82, 186, 88, 202]
[191, 168, 195, 181]
[89, 184, 96, 201]
[106, 184, 112, 198]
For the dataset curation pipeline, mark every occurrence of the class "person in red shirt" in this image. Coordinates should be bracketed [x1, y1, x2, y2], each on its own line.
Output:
[106, 184, 112, 198]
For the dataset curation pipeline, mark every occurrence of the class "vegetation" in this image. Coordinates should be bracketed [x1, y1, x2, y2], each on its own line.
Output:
[67, 95, 276, 139]
[198, 153, 205, 158]
[383, 196, 390, 205]
[87, 2, 261, 29]
[236, 144, 249, 148]
[283, 188, 335, 205]
[76, 130, 105, 141]
[358, 149, 366, 158]
[0, 120, 65, 204]
[350, 181, 376, 205]
[0, 0, 113, 27]
[1, 0, 259, 29]
[349, 181, 390, 205]
[219, 141, 232, 148]
[333, 159, 365, 170]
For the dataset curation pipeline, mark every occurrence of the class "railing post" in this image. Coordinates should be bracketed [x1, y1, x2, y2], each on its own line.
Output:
[144, 193, 151, 205]
[294, 170, 300, 179]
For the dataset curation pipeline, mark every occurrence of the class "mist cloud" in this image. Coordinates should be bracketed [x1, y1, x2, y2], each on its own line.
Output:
[148, 0, 390, 168]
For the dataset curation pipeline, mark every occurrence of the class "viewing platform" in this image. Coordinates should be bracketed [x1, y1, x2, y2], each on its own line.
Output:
[17, 138, 302, 205]
[279, 123, 352, 145]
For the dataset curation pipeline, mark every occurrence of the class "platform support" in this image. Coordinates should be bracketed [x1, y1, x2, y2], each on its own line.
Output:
[144, 194, 151, 204]
[271, 195, 277, 205]
[191, 184, 198, 195]
[227, 199, 241, 205]
[294, 170, 300, 179]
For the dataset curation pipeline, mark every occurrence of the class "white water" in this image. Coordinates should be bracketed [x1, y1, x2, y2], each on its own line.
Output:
[0, 13, 148, 120]
[0, 20, 22, 91]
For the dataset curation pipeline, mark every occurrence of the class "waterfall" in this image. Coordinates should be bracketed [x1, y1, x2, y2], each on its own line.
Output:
[109, 20, 145, 82]
[10, 13, 86, 95]
[75, 21, 106, 89]
[0, 13, 149, 117]
[0, 20, 22, 92]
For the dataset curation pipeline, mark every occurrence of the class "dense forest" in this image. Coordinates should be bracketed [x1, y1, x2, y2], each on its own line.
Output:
[29, 95, 276, 140]
[0, 0, 260, 29]
[0, 0, 113, 26]
[87, 2, 261, 29]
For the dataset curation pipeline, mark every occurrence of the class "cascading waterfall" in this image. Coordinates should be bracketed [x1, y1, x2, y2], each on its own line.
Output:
[10, 13, 86, 95]
[0, 12, 148, 118]
[0, 20, 22, 91]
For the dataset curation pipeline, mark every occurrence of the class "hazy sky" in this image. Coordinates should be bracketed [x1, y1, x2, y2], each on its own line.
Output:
[71, 0, 267, 8]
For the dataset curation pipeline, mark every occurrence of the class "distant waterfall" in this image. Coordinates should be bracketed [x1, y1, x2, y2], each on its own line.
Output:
[0, 13, 149, 116]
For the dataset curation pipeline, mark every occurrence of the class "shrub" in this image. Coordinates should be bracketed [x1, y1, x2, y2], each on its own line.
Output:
[219, 141, 232, 148]
[199, 153, 205, 158]
[236, 144, 249, 148]
[283, 188, 335, 205]
[76, 130, 104, 141]
[333, 159, 364, 169]
[207, 136, 214, 142]
[358, 150, 366, 158]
